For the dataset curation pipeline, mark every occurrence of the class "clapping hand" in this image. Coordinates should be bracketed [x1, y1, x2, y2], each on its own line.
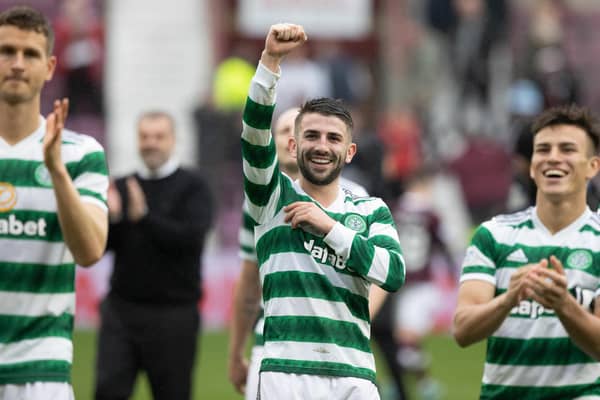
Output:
[43, 98, 69, 174]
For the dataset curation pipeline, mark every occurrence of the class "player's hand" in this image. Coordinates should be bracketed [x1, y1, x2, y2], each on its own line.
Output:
[228, 356, 248, 394]
[107, 180, 123, 222]
[523, 256, 568, 310]
[284, 201, 335, 236]
[126, 177, 147, 222]
[261, 23, 307, 72]
[504, 263, 536, 306]
[43, 98, 69, 174]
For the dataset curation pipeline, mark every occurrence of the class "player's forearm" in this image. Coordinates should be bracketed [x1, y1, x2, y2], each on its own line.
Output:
[324, 222, 405, 291]
[260, 51, 282, 74]
[555, 296, 600, 360]
[50, 167, 107, 266]
[228, 268, 262, 360]
[453, 292, 514, 347]
[369, 285, 389, 319]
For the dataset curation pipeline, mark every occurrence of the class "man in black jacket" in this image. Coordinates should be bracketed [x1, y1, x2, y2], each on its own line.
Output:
[94, 111, 214, 400]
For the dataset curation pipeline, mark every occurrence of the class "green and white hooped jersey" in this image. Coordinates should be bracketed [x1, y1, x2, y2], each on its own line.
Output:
[0, 119, 108, 385]
[241, 63, 405, 383]
[239, 180, 369, 347]
[460, 207, 600, 399]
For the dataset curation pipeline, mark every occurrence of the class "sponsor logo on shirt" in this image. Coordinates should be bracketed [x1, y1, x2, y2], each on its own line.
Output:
[304, 239, 346, 270]
[0, 214, 47, 237]
[510, 286, 595, 318]
[511, 300, 554, 319]
[0, 182, 17, 212]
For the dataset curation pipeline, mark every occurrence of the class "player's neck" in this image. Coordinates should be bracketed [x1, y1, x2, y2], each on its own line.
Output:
[282, 168, 299, 181]
[535, 193, 588, 234]
[0, 100, 41, 145]
[300, 176, 339, 207]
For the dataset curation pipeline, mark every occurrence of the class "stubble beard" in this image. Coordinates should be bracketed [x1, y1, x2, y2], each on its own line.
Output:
[298, 151, 343, 186]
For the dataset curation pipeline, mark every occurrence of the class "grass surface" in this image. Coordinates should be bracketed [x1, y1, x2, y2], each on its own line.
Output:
[72, 329, 485, 399]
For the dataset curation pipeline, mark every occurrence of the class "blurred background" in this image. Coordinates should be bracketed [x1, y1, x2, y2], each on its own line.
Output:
[6, 0, 600, 398]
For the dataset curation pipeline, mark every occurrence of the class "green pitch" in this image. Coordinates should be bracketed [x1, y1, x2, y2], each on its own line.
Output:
[72, 330, 485, 399]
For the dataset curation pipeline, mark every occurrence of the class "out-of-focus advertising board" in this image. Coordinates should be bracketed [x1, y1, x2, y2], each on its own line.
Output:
[236, 0, 373, 39]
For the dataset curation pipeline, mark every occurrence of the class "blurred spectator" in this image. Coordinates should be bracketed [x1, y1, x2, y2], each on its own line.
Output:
[378, 108, 423, 203]
[390, 166, 456, 400]
[448, 0, 504, 107]
[518, 0, 566, 69]
[426, 0, 507, 37]
[516, 0, 580, 108]
[532, 44, 581, 108]
[426, 0, 511, 157]
[378, 0, 445, 114]
[448, 135, 512, 224]
[54, 0, 104, 116]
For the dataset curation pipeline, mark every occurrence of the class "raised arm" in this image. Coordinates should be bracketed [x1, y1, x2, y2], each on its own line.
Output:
[241, 24, 307, 224]
[44, 99, 108, 267]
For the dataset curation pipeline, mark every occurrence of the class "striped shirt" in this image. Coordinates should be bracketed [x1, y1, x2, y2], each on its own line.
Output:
[460, 207, 600, 399]
[241, 63, 405, 382]
[0, 119, 108, 384]
[239, 179, 369, 346]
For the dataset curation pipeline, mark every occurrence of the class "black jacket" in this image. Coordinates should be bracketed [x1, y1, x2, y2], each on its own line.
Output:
[106, 168, 213, 305]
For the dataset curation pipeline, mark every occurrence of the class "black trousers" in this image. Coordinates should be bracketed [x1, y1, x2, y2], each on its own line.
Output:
[94, 296, 200, 400]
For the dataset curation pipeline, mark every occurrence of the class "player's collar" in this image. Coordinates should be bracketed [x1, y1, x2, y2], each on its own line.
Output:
[532, 206, 592, 239]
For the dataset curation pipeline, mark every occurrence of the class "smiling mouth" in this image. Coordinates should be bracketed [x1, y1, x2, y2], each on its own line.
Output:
[543, 169, 567, 178]
[310, 158, 331, 165]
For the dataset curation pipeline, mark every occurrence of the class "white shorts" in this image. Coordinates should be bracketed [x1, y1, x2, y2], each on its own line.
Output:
[246, 345, 263, 400]
[394, 282, 443, 335]
[0, 382, 74, 400]
[259, 371, 380, 400]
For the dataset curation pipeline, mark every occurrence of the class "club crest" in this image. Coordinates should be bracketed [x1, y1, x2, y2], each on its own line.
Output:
[344, 214, 366, 233]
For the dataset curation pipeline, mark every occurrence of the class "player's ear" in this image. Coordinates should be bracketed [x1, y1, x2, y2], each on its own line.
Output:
[586, 155, 600, 180]
[345, 142, 356, 164]
[45, 55, 57, 81]
[288, 136, 297, 159]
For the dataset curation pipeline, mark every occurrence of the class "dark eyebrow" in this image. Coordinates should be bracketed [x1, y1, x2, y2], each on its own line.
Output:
[24, 47, 42, 56]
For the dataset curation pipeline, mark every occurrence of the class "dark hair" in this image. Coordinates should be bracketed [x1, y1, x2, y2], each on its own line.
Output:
[295, 97, 354, 140]
[531, 104, 600, 155]
[0, 6, 54, 55]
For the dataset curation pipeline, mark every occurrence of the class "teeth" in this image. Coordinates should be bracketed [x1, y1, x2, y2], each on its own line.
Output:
[544, 169, 565, 177]
[311, 158, 330, 164]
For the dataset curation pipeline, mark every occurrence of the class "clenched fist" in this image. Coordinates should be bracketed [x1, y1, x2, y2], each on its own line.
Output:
[261, 23, 307, 72]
